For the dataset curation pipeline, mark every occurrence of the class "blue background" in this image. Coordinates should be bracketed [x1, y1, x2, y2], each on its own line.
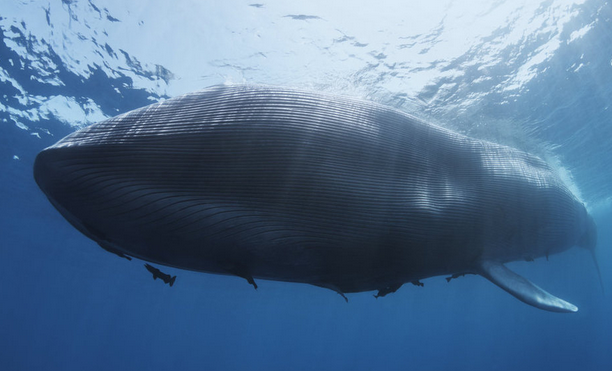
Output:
[1, 1, 611, 370]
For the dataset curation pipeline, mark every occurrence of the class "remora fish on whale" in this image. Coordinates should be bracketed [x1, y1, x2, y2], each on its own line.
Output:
[34, 84, 597, 312]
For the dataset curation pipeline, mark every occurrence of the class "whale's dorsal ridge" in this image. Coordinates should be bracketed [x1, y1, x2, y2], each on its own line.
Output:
[477, 260, 578, 313]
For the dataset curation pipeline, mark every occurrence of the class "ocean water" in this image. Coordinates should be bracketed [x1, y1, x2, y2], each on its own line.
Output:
[1, 1, 611, 370]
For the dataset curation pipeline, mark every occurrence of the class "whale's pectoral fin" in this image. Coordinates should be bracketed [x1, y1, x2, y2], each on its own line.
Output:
[476, 261, 578, 313]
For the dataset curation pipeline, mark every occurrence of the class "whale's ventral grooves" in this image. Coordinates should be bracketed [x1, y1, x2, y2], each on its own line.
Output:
[34, 85, 596, 313]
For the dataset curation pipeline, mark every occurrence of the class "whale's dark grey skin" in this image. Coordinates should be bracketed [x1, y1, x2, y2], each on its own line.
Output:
[34, 85, 597, 312]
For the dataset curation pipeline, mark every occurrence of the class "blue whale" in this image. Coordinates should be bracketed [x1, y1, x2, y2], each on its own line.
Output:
[34, 85, 597, 312]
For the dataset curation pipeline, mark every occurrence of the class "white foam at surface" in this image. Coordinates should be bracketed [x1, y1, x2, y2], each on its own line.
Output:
[1, 91, 107, 130]
[0, 0, 592, 100]
[15, 121, 29, 131]
[568, 24, 594, 44]
[38, 96, 108, 129]
[1, 1, 170, 94]
[0, 66, 26, 96]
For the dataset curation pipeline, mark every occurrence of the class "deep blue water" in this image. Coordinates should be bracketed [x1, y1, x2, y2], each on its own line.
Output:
[2, 1, 612, 370]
